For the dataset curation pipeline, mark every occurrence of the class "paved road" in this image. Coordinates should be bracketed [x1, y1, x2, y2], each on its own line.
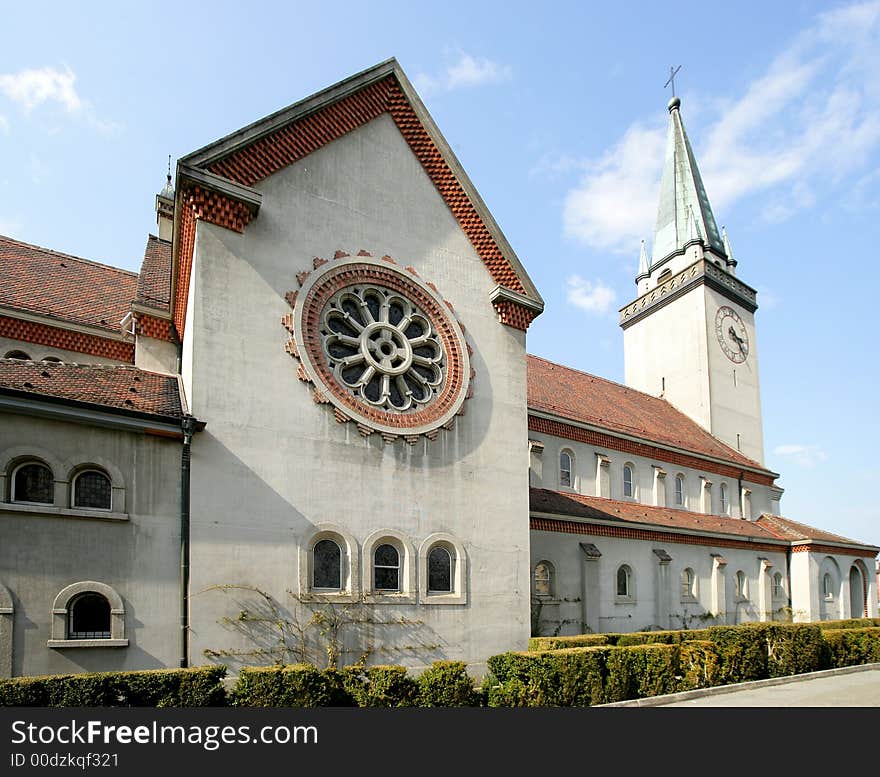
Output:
[602, 664, 880, 707]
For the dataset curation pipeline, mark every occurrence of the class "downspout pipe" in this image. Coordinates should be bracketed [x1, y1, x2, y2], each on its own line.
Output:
[180, 414, 197, 668]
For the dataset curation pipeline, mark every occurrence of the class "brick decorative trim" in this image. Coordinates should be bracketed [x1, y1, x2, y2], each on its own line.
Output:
[528, 414, 775, 487]
[791, 543, 873, 558]
[0, 315, 134, 363]
[134, 313, 176, 343]
[493, 299, 540, 331]
[531, 516, 784, 554]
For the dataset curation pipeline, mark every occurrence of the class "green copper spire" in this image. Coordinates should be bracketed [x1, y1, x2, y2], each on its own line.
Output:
[651, 97, 724, 264]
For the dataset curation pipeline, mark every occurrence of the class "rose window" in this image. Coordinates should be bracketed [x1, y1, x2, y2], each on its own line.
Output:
[284, 251, 472, 442]
[322, 286, 445, 413]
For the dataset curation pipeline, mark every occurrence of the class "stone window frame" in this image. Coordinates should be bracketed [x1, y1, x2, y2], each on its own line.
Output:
[559, 448, 575, 490]
[680, 567, 698, 602]
[0, 447, 128, 521]
[674, 473, 686, 507]
[3, 350, 31, 360]
[532, 559, 556, 601]
[9, 459, 55, 506]
[719, 482, 729, 515]
[418, 533, 467, 605]
[362, 529, 416, 605]
[771, 572, 785, 600]
[734, 570, 749, 602]
[298, 524, 360, 603]
[615, 564, 636, 604]
[47, 581, 128, 648]
[622, 462, 636, 500]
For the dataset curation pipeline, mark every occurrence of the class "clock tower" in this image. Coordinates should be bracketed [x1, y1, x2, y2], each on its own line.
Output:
[620, 96, 765, 465]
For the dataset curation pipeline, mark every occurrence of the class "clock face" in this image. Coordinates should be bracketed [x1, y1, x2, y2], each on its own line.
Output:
[715, 305, 749, 363]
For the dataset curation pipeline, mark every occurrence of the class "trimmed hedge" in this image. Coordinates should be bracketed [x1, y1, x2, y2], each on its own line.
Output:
[528, 634, 612, 651]
[818, 618, 880, 631]
[416, 661, 480, 707]
[822, 627, 880, 668]
[0, 666, 227, 707]
[232, 664, 354, 707]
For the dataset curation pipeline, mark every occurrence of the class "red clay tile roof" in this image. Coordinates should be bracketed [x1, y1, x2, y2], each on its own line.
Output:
[0, 235, 137, 333]
[530, 487, 785, 542]
[756, 513, 876, 548]
[135, 235, 172, 311]
[527, 354, 767, 472]
[0, 358, 182, 419]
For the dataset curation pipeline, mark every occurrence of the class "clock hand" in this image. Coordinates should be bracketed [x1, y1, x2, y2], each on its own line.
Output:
[728, 326, 744, 350]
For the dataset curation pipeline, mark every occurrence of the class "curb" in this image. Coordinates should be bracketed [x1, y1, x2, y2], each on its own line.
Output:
[594, 662, 880, 707]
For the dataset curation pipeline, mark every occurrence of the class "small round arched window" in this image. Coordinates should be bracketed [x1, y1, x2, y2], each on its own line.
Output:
[4, 350, 31, 360]
[11, 462, 54, 504]
[68, 592, 111, 639]
[73, 469, 112, 510]
[312, 539, 342, 590]
[374, 544, 400, 591]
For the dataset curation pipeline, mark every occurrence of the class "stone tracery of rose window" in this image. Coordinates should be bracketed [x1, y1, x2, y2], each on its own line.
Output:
[282, 250, 472, 443]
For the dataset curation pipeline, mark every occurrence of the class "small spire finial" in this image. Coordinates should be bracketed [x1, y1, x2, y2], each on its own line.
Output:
[166, 154, 172, 185]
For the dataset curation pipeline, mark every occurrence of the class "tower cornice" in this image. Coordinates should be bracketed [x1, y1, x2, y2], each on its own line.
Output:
[620, 258, 757, 330]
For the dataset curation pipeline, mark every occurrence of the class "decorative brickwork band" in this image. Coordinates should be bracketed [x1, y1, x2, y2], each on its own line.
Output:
[791, 543, 872, 558]
[492, 298, 540, 331]
[133, 313, 176, 343]
[528, 414, 775, 487]
[0, 315, 134, 363]
[531, 516, 784, 554]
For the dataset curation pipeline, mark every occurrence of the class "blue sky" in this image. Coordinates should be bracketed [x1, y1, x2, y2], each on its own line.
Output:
[2, 1, 878, 548]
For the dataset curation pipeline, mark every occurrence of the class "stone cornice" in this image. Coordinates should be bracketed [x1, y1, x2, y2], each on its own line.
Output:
[620, 259, 757, 330]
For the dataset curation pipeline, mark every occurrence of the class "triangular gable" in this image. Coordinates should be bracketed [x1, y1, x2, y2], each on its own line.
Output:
[170, 58, 543, 338]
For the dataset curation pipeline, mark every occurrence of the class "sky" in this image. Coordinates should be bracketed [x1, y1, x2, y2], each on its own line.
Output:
[1, 0, 878, 549]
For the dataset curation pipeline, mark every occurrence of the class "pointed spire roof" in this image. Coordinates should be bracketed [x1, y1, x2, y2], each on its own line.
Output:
[651, 97, 724, 264]
[636, 239, 649, 280]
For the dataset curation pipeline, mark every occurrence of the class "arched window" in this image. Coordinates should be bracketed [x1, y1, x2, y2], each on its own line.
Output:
[427, 546, 453, 593]
[616, 565, 632, 598]
[533, 561, 554, 597]
[4, 350, 30, 360]
[312, 539, 342, 590]
[623, 464, 634, 498]
[374, 543, 400, 592]
[772, 572, 784, 599]
[735, 570, 748, 600]
[41, 356, 62, 363]
[72, 469, 112, 510]
[11, 461, 54, 504]
[559, 450, 573, 488]
[68, 593, 111, 639]
[719, 483, 729, 514]
[674, 475, 685, 506]
[657, 269, 672, 284]
[681, 567, 696, 599]
[823, 572, 834, 600]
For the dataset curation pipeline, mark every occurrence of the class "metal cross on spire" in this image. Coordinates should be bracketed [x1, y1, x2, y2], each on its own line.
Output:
[665, 65, 682, 97]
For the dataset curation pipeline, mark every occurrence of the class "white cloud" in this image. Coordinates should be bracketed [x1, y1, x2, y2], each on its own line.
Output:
[414, 53, 511, 96]
[0, 115, 8, 135]
[566, 275, 617, 314]
[773, 443, 829, 468]
[0, 65, 82, 113]
[0, 65, 120, 136]
[561, 0, 880, 252]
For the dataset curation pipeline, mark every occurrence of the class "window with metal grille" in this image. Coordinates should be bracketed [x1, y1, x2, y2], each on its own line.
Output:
[428, 546, 452, 593]
[12, 462, 54, 504]
[68, 593, 111, 639]
[313, 539, 342, 590]
[374, 544, 400, 591]
[73, 470, 112, 510]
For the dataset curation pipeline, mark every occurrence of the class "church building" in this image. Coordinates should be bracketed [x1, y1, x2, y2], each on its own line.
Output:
[0, 59, 876, 678]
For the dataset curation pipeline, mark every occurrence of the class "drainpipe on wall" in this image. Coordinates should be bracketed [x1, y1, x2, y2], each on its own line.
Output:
[179, 414, 197, 668]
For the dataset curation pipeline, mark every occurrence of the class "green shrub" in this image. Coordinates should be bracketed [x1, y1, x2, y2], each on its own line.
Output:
[345, 665, 419, 707]
[0, 666, 227, 707]
[528, 634, 612, 651]
[818, 618, 880, 631]
[486, 651, 537, 683]
[677, 640, 721, 691]
[417, 661, 479, 707]
[605, 644, 678, 702]
[822, 627, 880, 668]
[762, 623, 827, 677]
[705, 624, 770, 683]
[231, 664, 351, 707]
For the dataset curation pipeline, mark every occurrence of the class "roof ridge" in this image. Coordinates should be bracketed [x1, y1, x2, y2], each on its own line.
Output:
[0, 234, 138, 277]
[758, 512, 865, 545]
[527, 353, 666, 401]
[147, 233, 171, 245]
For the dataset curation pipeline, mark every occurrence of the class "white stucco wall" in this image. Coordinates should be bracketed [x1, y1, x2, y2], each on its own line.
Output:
[183, 114, 532, 671]
[0, 413, 182, 676]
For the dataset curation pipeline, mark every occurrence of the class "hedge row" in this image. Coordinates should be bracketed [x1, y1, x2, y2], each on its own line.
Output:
[0, 666, 227, 707]
[230, 661, 480, 707]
